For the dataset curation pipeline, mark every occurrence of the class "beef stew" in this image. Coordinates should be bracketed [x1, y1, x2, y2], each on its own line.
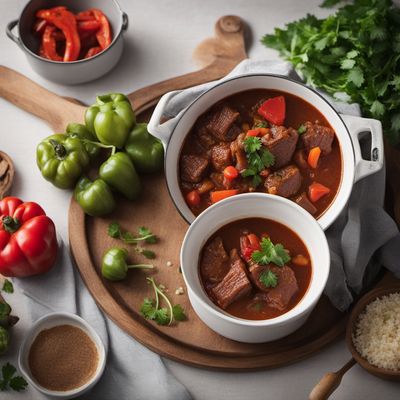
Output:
[179, 89, 342, 218]
[199, 218, 312, 320]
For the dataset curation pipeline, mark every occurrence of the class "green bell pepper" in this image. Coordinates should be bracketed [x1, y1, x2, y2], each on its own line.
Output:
[37, 134, 90, 189]
[74, 177, 116, 217]
[85, 98, 135, 148]
[102, 247, 153, 281]
[99, 152, 142, 200]
[66, 123, 100, 160]
[125, 123, 164, 173]
[96, 93, 130, 105]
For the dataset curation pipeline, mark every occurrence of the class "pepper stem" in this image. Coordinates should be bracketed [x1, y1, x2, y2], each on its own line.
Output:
[82, 139, 116, 155]
[127, 264, 154, 269]
[49, 139, 67, 160]
[2, 216, 20, 233]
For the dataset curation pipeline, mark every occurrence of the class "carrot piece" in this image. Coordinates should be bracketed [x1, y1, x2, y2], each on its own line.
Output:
[223, 166, 239, 180]
[186, 190, 201, 207]
[210, 189, 239, 203]
[308, 182, 330, 203]
[258, 127, 269, 135]
[246, 129, 260, 137]
[292, 254, 309, 266]
[307, 146, 321, 169]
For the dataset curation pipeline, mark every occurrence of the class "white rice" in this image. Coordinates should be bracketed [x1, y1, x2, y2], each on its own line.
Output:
[352, 292, 400, 371]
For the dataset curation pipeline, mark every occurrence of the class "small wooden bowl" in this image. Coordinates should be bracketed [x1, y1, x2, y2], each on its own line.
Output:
[346, 286, 400, 381]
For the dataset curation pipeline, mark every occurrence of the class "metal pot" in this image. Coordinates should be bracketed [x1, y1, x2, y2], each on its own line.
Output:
[6, 0, 128, 85]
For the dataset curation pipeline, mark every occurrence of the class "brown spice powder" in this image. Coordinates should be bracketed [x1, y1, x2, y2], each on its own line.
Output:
[29, 324, 99, 391]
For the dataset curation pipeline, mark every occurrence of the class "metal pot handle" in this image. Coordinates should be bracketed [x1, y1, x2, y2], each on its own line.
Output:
[122, 12, 129, 31]
[341, 114, 383, 182]
[147, 90, 185, 149]
[6, 20, 22, 49]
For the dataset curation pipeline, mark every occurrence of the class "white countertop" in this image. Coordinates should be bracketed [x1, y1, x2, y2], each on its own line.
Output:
[1, 0, 399, 399]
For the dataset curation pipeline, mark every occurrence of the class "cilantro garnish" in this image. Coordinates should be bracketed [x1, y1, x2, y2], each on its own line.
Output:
[261, 0, 400, 144]
[298, 124, 307, 135]
[241, 137, 275, 187]
[259, 270, 279, 288]
[0, 363, 27, 392]
[140, 278, 186, 325]
[251, 237, 291, 267]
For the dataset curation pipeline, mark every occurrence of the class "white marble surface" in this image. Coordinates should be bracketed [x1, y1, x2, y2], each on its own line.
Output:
[0, 0, 399, 399]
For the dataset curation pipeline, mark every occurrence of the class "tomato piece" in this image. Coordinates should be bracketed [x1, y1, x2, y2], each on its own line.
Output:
[307, 146, 321, 169]
[308, 182, 330, 203]
[246, 129, 260, 137]
[247, 233, 261, 250]
[186, 190, 201, 207]
[210, 189, 239, 204]
[257, 96, 286, 126]
[223, 166, 239, 180]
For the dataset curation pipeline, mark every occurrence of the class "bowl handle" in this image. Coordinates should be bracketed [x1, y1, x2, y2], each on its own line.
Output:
[147, 90, 185, 148]
[341, 114, 384, 183]
[6, 20, 22, 49]
[122, 12, 129, 31]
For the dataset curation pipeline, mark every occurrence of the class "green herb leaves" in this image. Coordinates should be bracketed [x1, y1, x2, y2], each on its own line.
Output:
[251, 237, 291, 267]
[0, 363, 27, 392]
[261, 0, 400, 143]
[2, 279, 13, 294]
[140, 278, 186, 325]
[259, 269, 278, 288]
[242, 137, 275, 187]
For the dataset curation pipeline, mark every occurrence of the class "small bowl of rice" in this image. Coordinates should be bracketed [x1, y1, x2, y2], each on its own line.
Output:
[346, 286, 400, 381]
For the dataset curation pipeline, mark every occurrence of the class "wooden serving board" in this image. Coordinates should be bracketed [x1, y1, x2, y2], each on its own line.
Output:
[1, 15, 399, 370]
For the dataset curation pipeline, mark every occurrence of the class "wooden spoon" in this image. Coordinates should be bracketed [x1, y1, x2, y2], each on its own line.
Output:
[309, 285, 400, 400]
[0, 16, 247, 131]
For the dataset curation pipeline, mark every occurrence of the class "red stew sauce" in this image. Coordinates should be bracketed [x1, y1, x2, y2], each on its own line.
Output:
[199, 218, 312, 320]
[179, 89, 342, 218]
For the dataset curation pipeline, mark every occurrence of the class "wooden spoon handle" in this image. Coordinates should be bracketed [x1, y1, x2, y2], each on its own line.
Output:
[0, 66, 84, 132]
[309, 358, 356, 400]
[129, 15, 247, 113]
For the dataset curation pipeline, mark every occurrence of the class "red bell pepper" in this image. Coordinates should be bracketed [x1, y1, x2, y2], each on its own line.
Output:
[85, 46, 103, 59]
[37, 7, 81, 62]
[90, 9, 112, 49]
[258, 96, 286, 126]
[0, 197, 58, 277]
[41, 25, 63, 61]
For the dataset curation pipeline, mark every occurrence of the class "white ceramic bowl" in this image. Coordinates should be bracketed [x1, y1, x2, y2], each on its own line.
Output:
[148, 73, 383, 230]
[180, 193, 330, 343]
[18, 312, 106, 399]
[6, 0, 128, 85]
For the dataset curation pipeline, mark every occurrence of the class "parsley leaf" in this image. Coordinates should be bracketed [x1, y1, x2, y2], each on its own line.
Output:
[0, 363, 27, 392]
[140, 278, 186, 326]
[261, 0, 400, 144]
[251, 237, 291, 267]
[107, 222, 121, 238]
[243, 136, 262, 153]
[2, 279, 13, 294]
[259, 270, 279, 288]
[298, 124, 307, 134]
[138, 227, 157, 244]
[260, 148, 275, 167]
[0, 303, 11, 319]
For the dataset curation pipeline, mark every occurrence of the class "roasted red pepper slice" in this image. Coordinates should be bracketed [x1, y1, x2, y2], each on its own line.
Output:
[36, 7, 81, 62]
[41, 25, 63, 61]
[33, 19, 48, 35]
[78, 20, 101, 32]
[85, 46, 103, 58]
[0, 197, 58, 277]
[258, 96, 286, 126]
[89, 8, 112, 49]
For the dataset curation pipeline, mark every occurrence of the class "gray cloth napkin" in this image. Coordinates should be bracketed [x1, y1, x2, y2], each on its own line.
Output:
[14, 244, 192, 400]
[158, 59, 400, 311]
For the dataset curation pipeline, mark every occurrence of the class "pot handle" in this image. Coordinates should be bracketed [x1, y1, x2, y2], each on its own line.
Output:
[6, 20, 22, 49]
[341, 114, 383, 183]
[147, 90, 185, 148]
[122, 12, 129, 31]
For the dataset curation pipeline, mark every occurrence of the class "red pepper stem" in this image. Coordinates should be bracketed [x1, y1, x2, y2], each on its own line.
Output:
[127, 264, 154, 269]
[2, 216, 21, 233]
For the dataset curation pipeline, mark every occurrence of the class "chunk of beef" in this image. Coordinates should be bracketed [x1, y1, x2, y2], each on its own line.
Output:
[210, 172, 225, 189]
[196, 122, 217, 150]
[293, 149, 308, 170]
[266, 266, 299, 311]
[196, 179, 215, 194]
[265, 165, 302, 198]
[301, 121, 335, 155]
[180, 154, 209, 183]
[230, 133, 248, 171]
[294, 192, 317, 215]
[210, 143, 232, 171]
[261, 125, 298, 168]
[206, 106, 241, 142]
[211, 249, 252, 309]
[248, 263, 268, 291]
[200, 237, 230, 283]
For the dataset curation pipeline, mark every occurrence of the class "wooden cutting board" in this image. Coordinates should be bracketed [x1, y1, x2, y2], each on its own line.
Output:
[1, 15, 399, 370]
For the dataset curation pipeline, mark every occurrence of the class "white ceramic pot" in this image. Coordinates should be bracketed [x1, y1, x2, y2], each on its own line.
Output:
[6, 0, 128, 85]
[148, 74, 384, 230]
[18, 312, 106, 399]
[180, 193, 330, 343]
